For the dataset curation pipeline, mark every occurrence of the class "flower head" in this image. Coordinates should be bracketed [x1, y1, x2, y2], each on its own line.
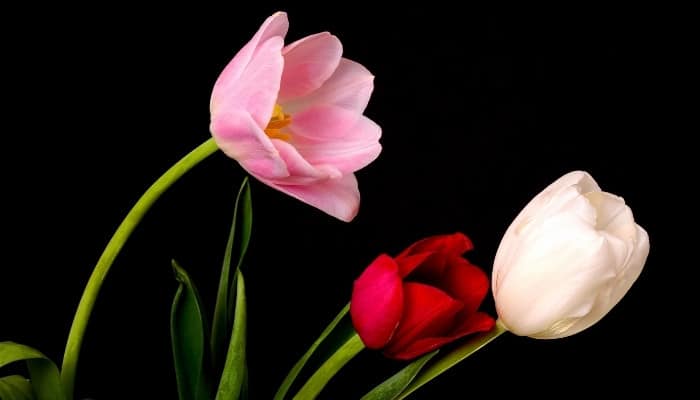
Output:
[351, 233, 495, 360]
[492, 171, 649, 339]
[210, 12, 381, 222]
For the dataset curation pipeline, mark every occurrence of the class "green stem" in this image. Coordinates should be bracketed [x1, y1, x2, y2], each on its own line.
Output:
[60, 138, 219, 399]
[292, 333, 365, 400]
[396, 320, 507, 399]
[274, 303, 350, 400]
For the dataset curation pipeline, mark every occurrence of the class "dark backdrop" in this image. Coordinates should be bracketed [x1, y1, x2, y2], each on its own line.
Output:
[2, 4, 680, 399]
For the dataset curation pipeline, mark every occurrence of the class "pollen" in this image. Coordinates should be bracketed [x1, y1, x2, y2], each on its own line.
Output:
[265, 104, 292, 141]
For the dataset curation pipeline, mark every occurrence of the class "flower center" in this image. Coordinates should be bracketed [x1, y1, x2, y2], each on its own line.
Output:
[265, 104, 292, 141]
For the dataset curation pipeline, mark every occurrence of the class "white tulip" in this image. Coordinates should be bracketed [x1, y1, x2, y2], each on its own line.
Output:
[492, 171, 649, 339]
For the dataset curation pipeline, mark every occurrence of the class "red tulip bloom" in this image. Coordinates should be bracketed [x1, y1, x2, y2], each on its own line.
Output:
[350, 233, 495, 360]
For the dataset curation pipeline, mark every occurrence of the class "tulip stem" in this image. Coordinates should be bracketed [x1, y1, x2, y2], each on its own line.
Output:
[60, 138, 219, 399]
[292, 332, 365, 400]
[274, 303, 350, 400]
[396, 320, 507, 399]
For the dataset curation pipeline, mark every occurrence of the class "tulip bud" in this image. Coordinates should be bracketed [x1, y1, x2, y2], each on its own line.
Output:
[351, 233, 495, 360]
[492, 171, 649, 339]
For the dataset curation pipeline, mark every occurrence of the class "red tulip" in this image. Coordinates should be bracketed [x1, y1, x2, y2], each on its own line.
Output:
[350, 233, 495, 360]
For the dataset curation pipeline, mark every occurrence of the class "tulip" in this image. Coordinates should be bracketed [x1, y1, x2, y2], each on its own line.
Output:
[210, 12, 381, 222]
[492, 171, 649, 339]
[351, 233, 495, 360]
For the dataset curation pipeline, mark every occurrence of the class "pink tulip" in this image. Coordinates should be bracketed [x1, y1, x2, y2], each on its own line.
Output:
[210, 12, 381, 222]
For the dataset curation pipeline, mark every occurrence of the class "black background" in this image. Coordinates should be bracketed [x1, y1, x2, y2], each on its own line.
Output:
[2, 3, 683, 399]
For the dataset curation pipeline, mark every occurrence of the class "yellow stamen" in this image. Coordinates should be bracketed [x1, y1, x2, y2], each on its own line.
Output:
[265, 104, 292, 141]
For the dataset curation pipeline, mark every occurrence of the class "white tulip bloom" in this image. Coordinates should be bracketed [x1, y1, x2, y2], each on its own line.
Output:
[492, 171, 649, 339]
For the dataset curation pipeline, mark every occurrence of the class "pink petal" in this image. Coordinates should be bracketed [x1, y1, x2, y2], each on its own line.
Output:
[388, 312, 495, 360]
[210, 13, 286, 107]
[211, 36, 284, 129]
[209, 109, 288, 179]
[383, 283, 462, 358]
[351, 255, 404, 349]
[210, 12, 288, 100]
[278, 32, 343, 100]
[290, 104, 360, 140]
[258, 173, 360, 222]
[268, 139, 341, 185]
[284, 58, 375, 114]
[440, 259, 490, 314]
[210, 13, 287, 128]
[291, 106, 382, 173]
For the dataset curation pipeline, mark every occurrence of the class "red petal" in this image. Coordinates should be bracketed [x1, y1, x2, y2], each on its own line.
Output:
[439, 258, 490, 314]
[397, 232, 473, 259]
[386, 312, 496, 360]
[396, 233, 474, 279]
[395, 252, 433, 277]
[383, 283, 462, 357]
[350, 254, 404, 349]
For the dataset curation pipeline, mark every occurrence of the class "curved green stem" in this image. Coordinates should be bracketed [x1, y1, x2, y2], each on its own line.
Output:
[60, 138, 219, 399]
[292, 333, 365, 400]
[274, 303, 349, 400]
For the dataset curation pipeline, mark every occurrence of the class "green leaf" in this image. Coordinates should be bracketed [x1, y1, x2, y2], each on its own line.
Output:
[212, 177, 252, 371]
[0, 342, 65, 400]
[274, 303, 350, 400]
[171, 260, 212, 400]
[228, 178, 252, 316]
[360, 351, 438, 400]
[215, 269, 247, 400]
[240, 363, 249, 400]
[0, 375, 34, 400]
[292, 333, 365, 400]
[396, 323, 506, 399]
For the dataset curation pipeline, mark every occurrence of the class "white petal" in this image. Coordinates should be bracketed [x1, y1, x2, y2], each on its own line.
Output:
[495, 214, 615, 337]
[494, 171, 599, 283]
[492, 170, 650, 339]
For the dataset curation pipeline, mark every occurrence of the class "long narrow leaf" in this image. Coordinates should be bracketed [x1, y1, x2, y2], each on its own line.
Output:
[216, 269, 247, 400]
[0, 375, 34, 400]
[0, 342, 48, 369]
[0, 342, 65, 400]
[240, 363, 249, 400]
[396, 324, 506, 399]
[274, 303, 350, 400]
[360, 351, 438, 400]
[292, 333, 365, 400]
[227, 179, 252, 315]
[171, 260, 211, 400]
[212, 177, 251, 370]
